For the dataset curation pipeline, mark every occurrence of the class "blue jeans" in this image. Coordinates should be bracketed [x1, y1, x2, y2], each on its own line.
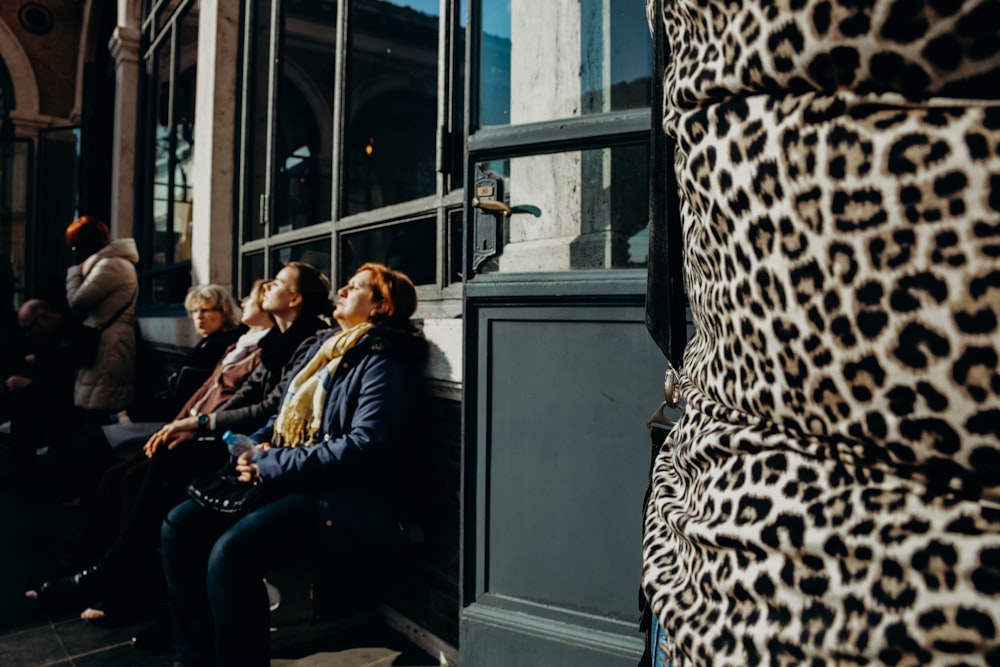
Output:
[161, 494, 316, 667]
[649, 613, 672, 667]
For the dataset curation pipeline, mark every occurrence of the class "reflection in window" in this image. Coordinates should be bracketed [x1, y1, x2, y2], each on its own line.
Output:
[272, 83, 329, 233]
[0, 140, 32, 303]
[448, 207, 463, 284]
[272, 1, 335, 233]
[155, 0, 185, 30]
[271, 239, 332, 284]
[241, 251, 265, 294]
[478, 144, 648, 273]
[242, 0, 336, 240]
[340, 217, 436, 286]
[479, 0, 651, 127]
[242, 0, 272, 243]
[36, 129, 80, 304]
[342, 0, 439, 215]
[140, 0, 198, 307]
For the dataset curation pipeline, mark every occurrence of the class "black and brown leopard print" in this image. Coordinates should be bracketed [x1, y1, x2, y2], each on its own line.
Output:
[643, 1, 1000, 664]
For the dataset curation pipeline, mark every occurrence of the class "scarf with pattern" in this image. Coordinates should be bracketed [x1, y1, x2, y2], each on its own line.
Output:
[272, 322, 373, 447]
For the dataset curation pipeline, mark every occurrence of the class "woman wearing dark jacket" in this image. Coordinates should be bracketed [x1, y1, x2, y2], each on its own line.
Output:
[122, 284, 245, 424]
[161, 263, 426, 667]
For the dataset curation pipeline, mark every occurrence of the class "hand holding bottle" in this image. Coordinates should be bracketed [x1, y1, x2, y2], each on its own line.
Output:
[221, 430, 259, 458]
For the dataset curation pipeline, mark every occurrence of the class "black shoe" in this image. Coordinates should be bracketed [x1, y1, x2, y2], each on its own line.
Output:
[131, 618, 172, 653]
[35, 562, 105, 606]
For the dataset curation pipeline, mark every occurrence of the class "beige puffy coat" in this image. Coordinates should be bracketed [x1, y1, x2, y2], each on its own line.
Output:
[65, 238, 140, 411]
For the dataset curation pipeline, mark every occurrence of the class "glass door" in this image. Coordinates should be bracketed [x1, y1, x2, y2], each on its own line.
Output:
[460, 2, 660, 666]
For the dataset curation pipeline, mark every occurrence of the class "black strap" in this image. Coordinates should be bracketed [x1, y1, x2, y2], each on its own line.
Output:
[639, 2, 682, 660]
[645, 0, 686, 371]
[95, 289, 137, 332]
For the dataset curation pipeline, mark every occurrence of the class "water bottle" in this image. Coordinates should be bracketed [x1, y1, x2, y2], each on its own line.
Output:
[222, 430, 258, 458]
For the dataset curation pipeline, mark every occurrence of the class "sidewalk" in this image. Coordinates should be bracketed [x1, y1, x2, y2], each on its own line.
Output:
[0, 437, 440, 667]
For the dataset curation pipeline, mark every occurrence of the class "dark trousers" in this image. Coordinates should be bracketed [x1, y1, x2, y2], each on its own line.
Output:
[75, 440, 229, 603]
[161, 494, 316, 667]
[69, 424, 120, 504]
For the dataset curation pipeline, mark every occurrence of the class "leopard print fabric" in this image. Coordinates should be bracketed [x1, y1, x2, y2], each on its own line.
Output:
[643, 1, 1000, 664]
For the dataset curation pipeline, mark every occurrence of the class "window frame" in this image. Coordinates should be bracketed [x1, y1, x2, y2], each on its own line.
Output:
[233, 0, 467, 308]
[136, 0, 199, 314]
[463, 0, 653, 282]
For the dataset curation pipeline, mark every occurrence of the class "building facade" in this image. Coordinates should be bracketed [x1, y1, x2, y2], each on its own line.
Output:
[0, 1, 662, 664]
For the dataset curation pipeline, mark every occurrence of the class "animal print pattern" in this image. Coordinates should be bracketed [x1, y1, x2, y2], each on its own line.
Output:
[643, 1, 1000, 664]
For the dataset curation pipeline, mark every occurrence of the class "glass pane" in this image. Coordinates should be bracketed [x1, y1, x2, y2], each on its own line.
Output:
[342, 0, 439, 215]
[271, 0, 336, 233]
[241, 251, 266, 295]
[141, 2, 196, 307]
[340, 217, 436, 286]
[36, 130, 79, 303]
[476, 144, 648, 274]
[446, 0, 467, 192]
[149, 44, 171, 269]
[173, 4, 198, 263]
[242, 0, 270, 243]
[479, 0, 651, 127]
[270, 238, 332, 283]
[0, 56, 14, 118]
[144, 264, 193, 307]
[0, 141, 31, 303]
[157, 0, 186, 31]
[448, 206, 463, 284]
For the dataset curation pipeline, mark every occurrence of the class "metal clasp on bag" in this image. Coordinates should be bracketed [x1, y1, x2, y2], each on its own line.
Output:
[646, 367, 681, 431]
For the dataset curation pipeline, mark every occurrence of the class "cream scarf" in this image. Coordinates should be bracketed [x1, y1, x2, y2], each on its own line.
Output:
[273, 322, 373, 447]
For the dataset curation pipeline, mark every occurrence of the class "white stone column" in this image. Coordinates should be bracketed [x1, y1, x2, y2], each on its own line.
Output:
[190, 0, 240, 290]
[108, 24, 140, 238]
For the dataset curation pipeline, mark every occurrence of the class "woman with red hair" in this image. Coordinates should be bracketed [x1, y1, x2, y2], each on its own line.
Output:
[64, 215, 140, 422]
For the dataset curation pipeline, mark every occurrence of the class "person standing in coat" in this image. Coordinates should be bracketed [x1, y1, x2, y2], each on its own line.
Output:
[161, 262, 426, 667]
[64, 215, 140, 422]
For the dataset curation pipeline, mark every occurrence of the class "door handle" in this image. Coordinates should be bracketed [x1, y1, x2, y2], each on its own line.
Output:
[471, 197, 512, 217]
[471, 165, 542, 274]
[471, 198, 542, 218]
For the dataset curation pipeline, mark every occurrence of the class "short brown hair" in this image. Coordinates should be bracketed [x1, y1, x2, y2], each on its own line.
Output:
[357, 262, 417, 325]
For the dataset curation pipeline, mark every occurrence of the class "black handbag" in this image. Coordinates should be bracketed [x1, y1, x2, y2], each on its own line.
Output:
[65, 321, 103, 367]
[186, 464, 265, 515]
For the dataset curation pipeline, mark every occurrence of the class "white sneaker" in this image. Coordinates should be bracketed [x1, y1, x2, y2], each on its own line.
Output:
[264, 577, 281, 612]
